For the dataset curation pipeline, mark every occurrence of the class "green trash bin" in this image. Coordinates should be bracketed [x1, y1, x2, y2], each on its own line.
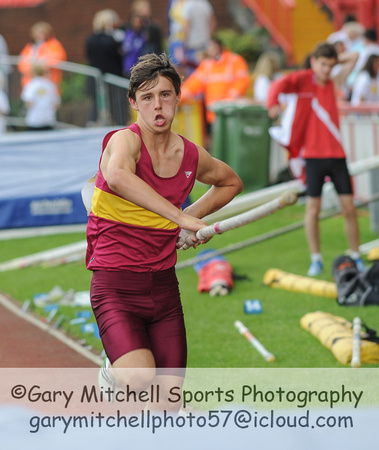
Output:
[211, 102, 272, 191]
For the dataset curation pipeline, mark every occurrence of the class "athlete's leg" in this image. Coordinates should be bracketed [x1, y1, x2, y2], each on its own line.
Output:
[144, 268, 187, 412]
[305, 196, 322, 254]
[91, 268, 186, 411]
[91, 270, 157, 394]
[110, 349, 156, 392]
[304, 159, 327, 275]
[339, 194, 360, 252]
[329, 159, 360, 254]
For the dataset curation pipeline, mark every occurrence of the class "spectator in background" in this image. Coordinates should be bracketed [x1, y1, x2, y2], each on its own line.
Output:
[0, 33, 10, 90]
[252, 51, 282, 103]
[182, 0, 216, 72]
[351, 54, 379, 105]
[121, 12, 146, 78]
[85, 9, 125, 126]
[85, 9, 124, 78]
[347, 28, 379, 92]
[328, 33, 354, 100]
[357, 28, 379, 64]
[342, 21, 365, 53]
[130, 0, 163, 56]
[18, 22, 67, 90]
[181, 37, 251, 136]
[326, 20, 365, 53]
[167, 0, 186, 67]
[0, 71, 10, 133]
[21, 63, 60, 131]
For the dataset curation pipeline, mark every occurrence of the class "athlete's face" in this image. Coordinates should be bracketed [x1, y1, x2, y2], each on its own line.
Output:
[311, 56, 337, 85]
[130, 76, 180, 132]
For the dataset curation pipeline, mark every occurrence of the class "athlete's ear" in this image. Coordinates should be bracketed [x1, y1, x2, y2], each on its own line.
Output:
[176, 93, 181, 104]
[129, 98, 139, 111]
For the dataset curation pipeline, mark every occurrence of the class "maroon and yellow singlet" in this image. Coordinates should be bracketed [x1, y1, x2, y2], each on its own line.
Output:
[86, 123, 199, 272]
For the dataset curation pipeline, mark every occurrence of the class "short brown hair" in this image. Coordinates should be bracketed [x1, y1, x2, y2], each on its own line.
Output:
[128, 53, 181, 101]
[312, 42, 338, 60]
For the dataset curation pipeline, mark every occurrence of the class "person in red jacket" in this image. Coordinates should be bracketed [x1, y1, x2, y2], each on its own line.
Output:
[267, 42, 364, 277]
[18, 22, 67, 90]
[181, 37, 251, 130]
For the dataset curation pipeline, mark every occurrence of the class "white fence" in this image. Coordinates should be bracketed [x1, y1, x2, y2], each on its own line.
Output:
[339, 104, 379, 201]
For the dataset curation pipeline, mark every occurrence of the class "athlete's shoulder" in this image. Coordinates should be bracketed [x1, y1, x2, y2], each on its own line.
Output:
[101, 127, 140, 159]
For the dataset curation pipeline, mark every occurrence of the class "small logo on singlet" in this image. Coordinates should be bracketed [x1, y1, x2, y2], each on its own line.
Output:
[184, 171, 192, 178]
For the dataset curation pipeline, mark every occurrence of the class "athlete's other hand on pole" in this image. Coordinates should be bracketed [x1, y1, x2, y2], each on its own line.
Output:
[176, 223, 211, 251]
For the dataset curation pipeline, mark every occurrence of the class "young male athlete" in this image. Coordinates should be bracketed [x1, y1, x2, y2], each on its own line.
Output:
[267, 42, 364, 277]
[86, 53, 243, 408]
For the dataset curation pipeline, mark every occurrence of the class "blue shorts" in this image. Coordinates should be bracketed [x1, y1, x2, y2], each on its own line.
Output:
[90, 268, 187, 368]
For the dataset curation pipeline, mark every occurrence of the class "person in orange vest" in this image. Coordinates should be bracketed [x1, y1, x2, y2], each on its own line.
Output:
[18, 22, 67, 90]
[180, 37, 251, 132]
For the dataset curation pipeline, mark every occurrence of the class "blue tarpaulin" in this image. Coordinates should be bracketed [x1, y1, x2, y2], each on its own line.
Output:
[0, 127, 116, 229]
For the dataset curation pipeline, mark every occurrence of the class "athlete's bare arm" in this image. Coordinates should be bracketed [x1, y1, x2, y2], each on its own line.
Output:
[183, 145, 243, 219]
[101, 129, 207, 232]
[332, 50, 359, 92]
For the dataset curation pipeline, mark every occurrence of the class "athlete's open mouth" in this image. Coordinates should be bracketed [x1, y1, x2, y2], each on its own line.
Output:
[155, 114, 166, 124]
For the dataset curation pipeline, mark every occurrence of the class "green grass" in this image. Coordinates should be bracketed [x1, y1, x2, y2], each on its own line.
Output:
[1, 188, 379, 368]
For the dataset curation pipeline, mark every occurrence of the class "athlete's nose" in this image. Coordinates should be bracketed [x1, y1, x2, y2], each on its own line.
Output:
[154, 96, 162, 109]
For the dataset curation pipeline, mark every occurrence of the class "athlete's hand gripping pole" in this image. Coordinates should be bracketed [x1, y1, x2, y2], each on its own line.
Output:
[177, 191, 297, 250]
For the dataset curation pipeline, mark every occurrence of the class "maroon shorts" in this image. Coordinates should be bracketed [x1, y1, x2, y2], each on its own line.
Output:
[90, 268, 187, 368]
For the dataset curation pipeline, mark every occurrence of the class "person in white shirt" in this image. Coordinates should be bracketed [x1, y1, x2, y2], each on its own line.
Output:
[252, 51, 282, 103]
[347, 28, 379, 93]
[182, 0, 216, 70]
[0, 34, 10, 87]
[21, 63, 60, 131]
[0, 71, 10, 133]
[351, 54, 379, 105]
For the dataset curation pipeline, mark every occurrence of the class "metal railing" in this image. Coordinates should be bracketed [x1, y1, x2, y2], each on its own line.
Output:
[0, 56, 206, 145]
[0, 56, 130, 130]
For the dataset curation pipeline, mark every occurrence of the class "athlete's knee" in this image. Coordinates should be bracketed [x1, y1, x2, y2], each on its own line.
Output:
[306, 198, 321, 219]
[112, 367, 156, 392]
[340, 197, 357, 219]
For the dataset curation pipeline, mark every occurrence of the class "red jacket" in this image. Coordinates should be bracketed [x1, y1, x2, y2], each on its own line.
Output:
[267, 69, 345, 160]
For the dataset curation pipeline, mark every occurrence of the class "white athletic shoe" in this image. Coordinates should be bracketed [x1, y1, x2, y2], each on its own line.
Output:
[307, 260, 323, 277]
[98, 357, 117, 401]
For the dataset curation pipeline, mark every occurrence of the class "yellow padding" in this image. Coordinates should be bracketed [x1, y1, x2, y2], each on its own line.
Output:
[263, 268, 337, 299]
[367, 247, 379, 261]
[301, 311, 379, 365]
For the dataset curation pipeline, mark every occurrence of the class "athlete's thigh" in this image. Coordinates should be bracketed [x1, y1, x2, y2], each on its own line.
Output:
[329, 159, 353, 195]
[148, 268, 187, 369]
[305, 158, 328, 197]
[148, 309, 187, 369]
[90, 270, 154, 364]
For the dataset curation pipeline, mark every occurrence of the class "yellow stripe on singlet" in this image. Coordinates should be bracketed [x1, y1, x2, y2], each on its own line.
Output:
[91, 187, 179, 230]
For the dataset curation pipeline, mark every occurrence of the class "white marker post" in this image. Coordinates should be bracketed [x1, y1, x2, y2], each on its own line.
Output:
[351, 317, 361, 368]
[234, 320, 275, 362]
